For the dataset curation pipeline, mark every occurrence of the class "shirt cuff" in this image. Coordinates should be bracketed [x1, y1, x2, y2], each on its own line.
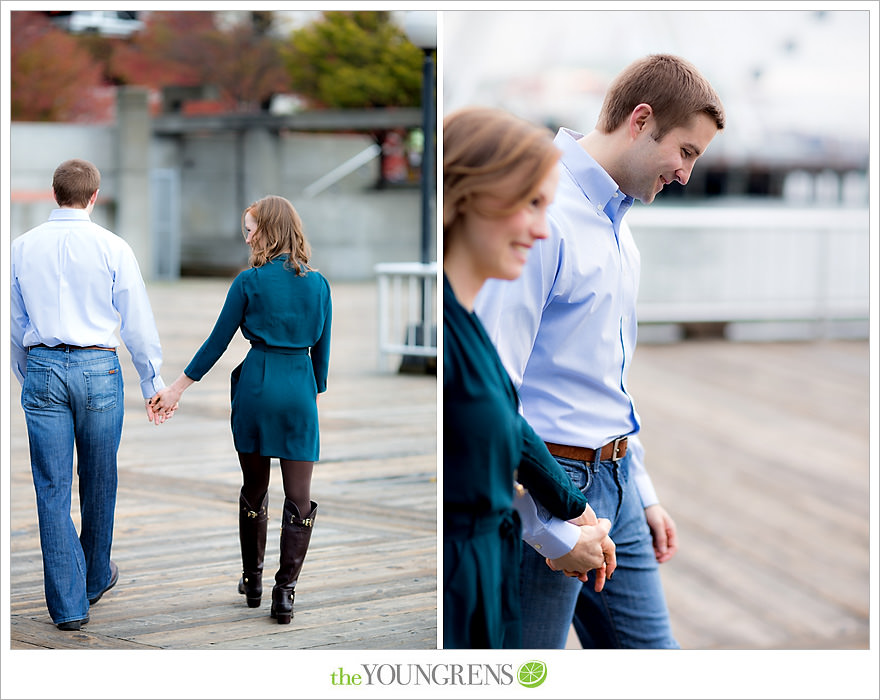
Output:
[513, 491, 581, 560]
[140, 375, 166, 400]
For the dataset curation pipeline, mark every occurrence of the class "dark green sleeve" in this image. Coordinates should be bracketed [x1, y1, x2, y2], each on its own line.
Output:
[516, 416, 587, 521]
[184, 274, 247, 381]
[310, 286, 331, 393]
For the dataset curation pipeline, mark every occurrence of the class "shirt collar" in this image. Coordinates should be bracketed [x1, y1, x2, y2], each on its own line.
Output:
[48, 208, 91, 221]
[555, 128, 633, 223]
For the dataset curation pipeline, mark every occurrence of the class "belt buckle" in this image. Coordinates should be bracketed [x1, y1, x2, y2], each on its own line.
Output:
[610, 436, 627, 462]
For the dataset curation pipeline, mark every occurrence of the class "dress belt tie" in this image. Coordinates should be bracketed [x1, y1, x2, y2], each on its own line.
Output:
[249, 341, 309, 355]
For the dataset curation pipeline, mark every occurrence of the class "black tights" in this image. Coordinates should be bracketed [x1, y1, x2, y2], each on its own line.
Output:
[238, 452, 314, 519]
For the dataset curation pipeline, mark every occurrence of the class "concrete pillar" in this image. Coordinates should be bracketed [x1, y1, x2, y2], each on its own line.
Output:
[242, 127, 282, 207]
[116, 87, 153, 278]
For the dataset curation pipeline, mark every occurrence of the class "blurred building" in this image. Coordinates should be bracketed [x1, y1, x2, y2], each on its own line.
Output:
[443, 9, 870, 206]
[46, 10, 145, 37]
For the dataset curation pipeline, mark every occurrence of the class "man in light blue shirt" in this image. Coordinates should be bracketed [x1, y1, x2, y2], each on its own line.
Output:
[476, 55, 725, 648]
[10, 158, 169, 630]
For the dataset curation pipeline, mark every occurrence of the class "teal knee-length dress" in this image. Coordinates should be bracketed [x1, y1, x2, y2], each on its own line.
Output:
[184, 256, 331, 461]
[443, 275, 587, 649]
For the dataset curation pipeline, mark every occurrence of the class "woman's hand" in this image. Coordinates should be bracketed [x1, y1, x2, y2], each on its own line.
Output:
[148, 373, 194, 421]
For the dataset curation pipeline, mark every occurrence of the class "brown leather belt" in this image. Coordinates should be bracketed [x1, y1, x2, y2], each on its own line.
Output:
[545, 437, 628, 463]
[32, 344, 116, 353]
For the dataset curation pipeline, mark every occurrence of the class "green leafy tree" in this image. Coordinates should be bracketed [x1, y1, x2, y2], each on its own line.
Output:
[281, 11, 424, 109]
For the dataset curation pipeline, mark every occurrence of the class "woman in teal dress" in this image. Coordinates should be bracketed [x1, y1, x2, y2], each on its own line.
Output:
[152, 195, 331, 625]
[443, 107, 615, 648]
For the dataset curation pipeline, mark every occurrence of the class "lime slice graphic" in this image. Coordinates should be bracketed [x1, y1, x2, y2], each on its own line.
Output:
[517, 660, 547, 688]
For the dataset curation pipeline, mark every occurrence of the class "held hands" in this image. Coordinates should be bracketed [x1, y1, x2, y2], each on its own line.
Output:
[145, 393, 177, 425]
[545, 505, 617, 592]
[150, 385, 182, 416]
[145, 373, 192, 425]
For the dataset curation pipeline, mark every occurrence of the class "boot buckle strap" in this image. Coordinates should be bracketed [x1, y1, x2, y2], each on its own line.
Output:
[288, 515, 314, 527]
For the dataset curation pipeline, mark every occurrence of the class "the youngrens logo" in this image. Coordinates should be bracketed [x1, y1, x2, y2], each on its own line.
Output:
[329, 661, 548, 688]
[517, 660, 547, 688]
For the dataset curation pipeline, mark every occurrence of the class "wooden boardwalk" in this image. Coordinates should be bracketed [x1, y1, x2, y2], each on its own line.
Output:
[616, 336, 870, 650]
[7, 277, 870, 655]
[8, 279, 437, 651]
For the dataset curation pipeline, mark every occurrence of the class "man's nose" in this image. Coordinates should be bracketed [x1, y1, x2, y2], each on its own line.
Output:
[676, 163, 695, 186]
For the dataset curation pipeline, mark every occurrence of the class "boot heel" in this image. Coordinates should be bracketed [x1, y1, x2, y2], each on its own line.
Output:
[271, 605, 291, 625]
[238, 575, 262, 608]
[271, 587, 294, 624]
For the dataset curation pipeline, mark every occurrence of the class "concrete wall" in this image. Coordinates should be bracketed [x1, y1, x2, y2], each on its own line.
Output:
[10, 96, 429, 282]
[10, 123, 118, 235]
[151, 129, 423, 279]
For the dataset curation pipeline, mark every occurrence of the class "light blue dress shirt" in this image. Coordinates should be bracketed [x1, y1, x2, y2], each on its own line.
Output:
[476, 128, 659, 553]
[10, 208, 165, 399]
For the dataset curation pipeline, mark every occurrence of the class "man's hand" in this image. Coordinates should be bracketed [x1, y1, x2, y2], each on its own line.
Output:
[645, 503, 678, 563]
[145, 396, 169, 425]
[546, 518, 616, 591]
[145, 389, 178, 425]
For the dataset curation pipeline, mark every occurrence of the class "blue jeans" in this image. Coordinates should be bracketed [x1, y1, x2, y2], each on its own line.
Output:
[519, 452, 679, 649]
[21, 347, 123, 625]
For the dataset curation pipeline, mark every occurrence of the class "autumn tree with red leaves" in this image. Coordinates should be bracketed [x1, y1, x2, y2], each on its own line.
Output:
[11, 12, 107, 122]
[111, 12, 288, 111]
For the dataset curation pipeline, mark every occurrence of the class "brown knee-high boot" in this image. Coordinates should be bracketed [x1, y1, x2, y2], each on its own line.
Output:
[271, 498, 317, 625]
[237, 491, 268, 608]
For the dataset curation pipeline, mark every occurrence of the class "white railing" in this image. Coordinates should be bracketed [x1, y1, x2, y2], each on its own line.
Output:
[628, 205, 869, 335]
[375, 262, 438, 370]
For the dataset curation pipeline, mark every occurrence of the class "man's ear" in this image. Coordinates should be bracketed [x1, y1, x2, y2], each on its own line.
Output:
[628, 103, 654, 140]
[89, 189, 100, 206]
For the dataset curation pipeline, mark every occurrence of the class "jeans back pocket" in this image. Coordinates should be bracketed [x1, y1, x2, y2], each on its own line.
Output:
[84, 368, 120, 412]
[21, 368, 52, 409]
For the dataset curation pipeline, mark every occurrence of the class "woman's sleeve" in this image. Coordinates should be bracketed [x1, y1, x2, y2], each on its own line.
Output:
[310, 285, 332, 393]
[184, 274, 247, 381]
[516, 415, 586, 521]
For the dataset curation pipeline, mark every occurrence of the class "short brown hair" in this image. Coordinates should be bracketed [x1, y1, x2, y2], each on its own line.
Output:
[443, 106, 561, 244]
[243, 195, 313, 275]
[597, 54, 725, 139]
[52, 159, 100, 208]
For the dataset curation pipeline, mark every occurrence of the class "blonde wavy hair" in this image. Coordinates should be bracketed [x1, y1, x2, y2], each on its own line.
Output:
[242, 195, 314, 275]
[443, 107, 560, 251]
